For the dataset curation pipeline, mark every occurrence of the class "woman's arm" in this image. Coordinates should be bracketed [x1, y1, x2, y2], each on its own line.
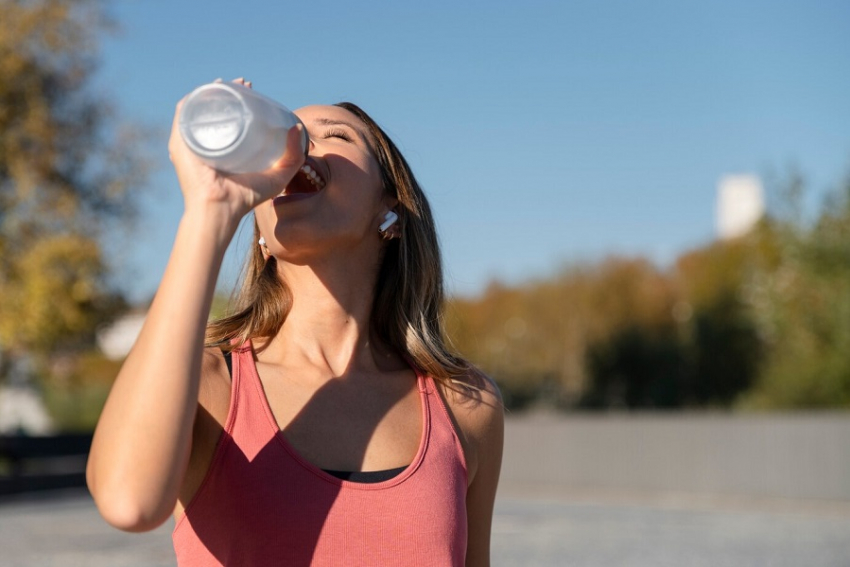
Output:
[442, 374, 505, 567]
[86, 87, 305, 532]
[465, 393, 503, 567]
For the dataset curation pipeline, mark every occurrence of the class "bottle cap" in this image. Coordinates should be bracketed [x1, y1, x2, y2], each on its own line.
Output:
[179, 84, 248, 155]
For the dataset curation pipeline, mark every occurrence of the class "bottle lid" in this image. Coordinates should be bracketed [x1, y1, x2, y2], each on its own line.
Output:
[179, 84, 248, 155]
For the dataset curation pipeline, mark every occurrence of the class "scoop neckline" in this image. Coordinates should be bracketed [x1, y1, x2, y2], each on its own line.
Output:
[242, 340, 431, 491]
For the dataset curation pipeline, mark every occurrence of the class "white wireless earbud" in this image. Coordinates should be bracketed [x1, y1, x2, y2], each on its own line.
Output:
[379, 211, 399, 232]
[258, 236, 266, 247]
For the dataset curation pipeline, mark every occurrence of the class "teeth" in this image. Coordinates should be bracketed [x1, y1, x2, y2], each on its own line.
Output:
[278, 164, 326, 198]
[300, 164, 325, 189]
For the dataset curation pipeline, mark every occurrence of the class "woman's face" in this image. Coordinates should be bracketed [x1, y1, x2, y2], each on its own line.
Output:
[254, 105, 393, 262]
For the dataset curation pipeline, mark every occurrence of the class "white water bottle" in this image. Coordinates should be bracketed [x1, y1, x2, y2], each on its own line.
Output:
[178, 81, 308, 173]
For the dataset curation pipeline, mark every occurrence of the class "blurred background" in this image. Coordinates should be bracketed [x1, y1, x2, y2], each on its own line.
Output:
[1, 1, 849, 565]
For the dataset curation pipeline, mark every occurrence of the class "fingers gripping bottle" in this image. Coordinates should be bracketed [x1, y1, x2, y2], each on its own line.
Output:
[179, 81, 308, 173]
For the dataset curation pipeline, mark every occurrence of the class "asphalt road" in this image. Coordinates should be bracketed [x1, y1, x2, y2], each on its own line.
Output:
[2, 487, 849, 566]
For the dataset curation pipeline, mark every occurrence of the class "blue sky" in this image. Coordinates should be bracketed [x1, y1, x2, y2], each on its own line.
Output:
[97, 0, 850, 303]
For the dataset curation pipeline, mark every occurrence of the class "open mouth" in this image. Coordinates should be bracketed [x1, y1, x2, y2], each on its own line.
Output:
[280, 161, 326, 196]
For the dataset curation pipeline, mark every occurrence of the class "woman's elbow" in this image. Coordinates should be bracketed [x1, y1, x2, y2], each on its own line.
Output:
[86, 469, 173, 532]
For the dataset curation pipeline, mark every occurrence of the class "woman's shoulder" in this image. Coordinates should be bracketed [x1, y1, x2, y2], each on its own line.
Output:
[439, 366, 502, 415]
[435, 365, 504, 479]
[444, 366, 503, 424]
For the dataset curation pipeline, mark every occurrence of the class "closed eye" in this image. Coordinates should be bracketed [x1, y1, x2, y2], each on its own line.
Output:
[324, 128, 353, 142]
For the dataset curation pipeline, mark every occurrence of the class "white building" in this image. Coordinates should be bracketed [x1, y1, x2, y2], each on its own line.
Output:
[0, 386, 54, 434]
[96, 312, 146, 361]
[716, 174, 765, 240]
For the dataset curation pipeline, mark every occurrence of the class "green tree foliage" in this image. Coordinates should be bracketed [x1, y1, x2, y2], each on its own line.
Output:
[742, 178, 850, 408]
[449, 248, 766, 411]
[41, 350, 123, 431]
[447, 258, 681, 409]
[672, 237, 765, 407]
[582, 325, 684, 409]
[570, 249, 762, 410]
[0, 0, 147, 386]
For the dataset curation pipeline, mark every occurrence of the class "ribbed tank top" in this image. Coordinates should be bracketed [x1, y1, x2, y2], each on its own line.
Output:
[173, 342, 469, 566]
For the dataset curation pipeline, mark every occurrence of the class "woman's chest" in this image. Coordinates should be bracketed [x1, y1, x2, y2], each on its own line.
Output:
[257, 367, 424, 472]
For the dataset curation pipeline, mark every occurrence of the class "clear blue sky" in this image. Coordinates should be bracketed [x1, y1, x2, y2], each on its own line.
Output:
[97, 0, 850, 303]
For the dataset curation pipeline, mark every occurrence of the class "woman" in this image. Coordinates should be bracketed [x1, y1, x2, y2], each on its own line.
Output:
[86, 79, 504, 566]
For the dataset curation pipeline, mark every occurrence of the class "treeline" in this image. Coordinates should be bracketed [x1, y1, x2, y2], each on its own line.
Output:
[447, 176, 850, 411]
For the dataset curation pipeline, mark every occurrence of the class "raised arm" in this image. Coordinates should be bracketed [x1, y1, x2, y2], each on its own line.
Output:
[86, 84, 305, 532]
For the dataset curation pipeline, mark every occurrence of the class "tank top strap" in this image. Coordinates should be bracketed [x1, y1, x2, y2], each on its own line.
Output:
[417, 369, 430, 394]
[406, 363, 469, 479]
[225, 340, 280, 461]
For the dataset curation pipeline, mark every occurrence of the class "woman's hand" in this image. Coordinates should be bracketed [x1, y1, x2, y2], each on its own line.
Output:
[168, 78, 306, 224]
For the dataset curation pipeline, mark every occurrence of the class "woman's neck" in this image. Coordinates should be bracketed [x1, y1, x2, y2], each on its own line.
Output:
[259, 255, 396, 377]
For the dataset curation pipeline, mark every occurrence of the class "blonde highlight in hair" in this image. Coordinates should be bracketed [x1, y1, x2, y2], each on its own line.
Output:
[205, 224, 292, 348]
[206, 102, 468, 383]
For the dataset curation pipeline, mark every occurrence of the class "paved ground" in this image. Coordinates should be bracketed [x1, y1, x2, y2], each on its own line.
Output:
[493, 487, 850, 567]
[0, 490, 173, 567]
[2, 487, 849, 566]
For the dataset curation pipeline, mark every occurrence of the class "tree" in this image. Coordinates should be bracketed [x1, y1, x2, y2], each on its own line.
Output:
[0, 0, 148, 387]
[672, 237, 766, 407]
[447, 257, 681, 410]
[742, 175, 850, 408]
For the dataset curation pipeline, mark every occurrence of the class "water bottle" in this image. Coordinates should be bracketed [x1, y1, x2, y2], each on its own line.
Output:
[178, 81, 308, 173]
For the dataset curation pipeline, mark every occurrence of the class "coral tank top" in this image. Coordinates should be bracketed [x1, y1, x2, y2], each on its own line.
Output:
[172, 342, 469, 566]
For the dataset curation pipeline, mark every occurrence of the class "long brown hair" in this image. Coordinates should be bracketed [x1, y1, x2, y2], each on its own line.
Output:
[205, 102, 468, 382]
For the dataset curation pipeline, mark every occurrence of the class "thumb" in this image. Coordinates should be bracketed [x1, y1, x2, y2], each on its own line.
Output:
[229, 124, 306, 204]
[272, 123, 307, 172]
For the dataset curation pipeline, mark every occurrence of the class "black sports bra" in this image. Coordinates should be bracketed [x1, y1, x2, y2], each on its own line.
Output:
[222, 349, 407, 483]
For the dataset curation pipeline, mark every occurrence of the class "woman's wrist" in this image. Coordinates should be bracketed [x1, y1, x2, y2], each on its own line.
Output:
[178, 201, 244, 251]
